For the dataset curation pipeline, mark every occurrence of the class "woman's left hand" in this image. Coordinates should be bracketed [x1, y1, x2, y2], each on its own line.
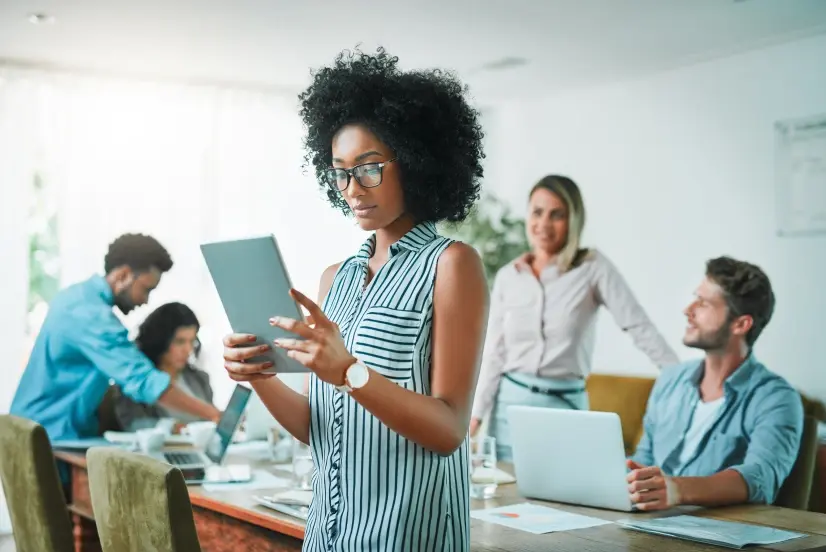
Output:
[271, 288, 356, 386]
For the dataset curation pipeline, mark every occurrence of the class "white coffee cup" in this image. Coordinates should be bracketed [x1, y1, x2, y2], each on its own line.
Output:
[154, 418, 177, 435]
[137, 428, 165, 453]
[183, 421, 217, 450]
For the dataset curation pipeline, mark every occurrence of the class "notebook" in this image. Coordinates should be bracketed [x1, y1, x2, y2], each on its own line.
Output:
[616, 515, 807, 549]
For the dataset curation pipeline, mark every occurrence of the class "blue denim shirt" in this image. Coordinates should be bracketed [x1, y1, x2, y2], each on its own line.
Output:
[10, 275, 170, 441]
[630, 355, 803, 504]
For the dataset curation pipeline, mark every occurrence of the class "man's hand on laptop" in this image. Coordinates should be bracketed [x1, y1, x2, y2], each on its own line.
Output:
[626, 459, 681, 511]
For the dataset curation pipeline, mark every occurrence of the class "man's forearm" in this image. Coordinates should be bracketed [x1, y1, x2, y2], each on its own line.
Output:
[674, 469, 749, 507]
[157, 385, 221, 422]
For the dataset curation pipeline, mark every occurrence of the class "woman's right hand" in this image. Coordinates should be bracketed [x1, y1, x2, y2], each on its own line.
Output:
[223, 333, 276, 382]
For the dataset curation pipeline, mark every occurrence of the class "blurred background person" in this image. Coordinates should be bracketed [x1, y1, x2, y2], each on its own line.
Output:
[111, 302, 215, 432]
[10, 234, 220, 447]
[470, 175, 679, 460]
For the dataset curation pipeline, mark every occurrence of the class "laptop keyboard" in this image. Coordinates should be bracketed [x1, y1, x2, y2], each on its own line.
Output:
[164, 452, 204, 465]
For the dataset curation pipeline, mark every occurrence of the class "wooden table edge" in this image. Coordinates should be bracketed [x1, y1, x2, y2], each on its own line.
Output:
[55, 449, 306, 540]
[189, 492, 306, 540]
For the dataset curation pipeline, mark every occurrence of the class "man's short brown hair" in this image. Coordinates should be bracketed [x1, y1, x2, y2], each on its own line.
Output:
[705, 256, 775, 347]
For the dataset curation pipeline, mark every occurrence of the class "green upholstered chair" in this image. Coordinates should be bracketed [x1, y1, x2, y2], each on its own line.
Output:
[0, 415, 74, 552]
[86, 447, 202, 552]
[775, 415, 820, 511]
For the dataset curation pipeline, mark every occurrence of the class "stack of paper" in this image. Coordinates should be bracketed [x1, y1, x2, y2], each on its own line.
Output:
[615, 515, 807, 549]
[254, 490, 313, 521]
[471, 503, 611, 535]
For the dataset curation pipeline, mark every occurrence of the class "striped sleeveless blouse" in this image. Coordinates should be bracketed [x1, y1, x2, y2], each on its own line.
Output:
[303, 221, 471, 552]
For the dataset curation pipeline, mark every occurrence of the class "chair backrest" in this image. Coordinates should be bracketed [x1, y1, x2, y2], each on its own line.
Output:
[86, 447, 201, 552]
[775, 414, 819, 511]
[0, 415, 74, 552]
[586, 374, 656, 454]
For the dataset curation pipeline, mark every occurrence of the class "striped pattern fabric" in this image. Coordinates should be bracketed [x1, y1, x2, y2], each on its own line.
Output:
[303, 221, 470, 552]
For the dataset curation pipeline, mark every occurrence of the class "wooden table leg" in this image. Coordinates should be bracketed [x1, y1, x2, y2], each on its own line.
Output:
[65, 460, 101, 552]
[72, 513, 102, 552]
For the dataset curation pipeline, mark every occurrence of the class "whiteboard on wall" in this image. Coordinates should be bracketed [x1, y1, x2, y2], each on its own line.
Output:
[775, 113, 826, 236]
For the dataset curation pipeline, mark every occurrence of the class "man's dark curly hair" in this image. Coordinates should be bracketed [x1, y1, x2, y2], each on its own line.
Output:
[298, 47, 485, 223]
[135, 302, 200, 366]
[706, 256, 775, 347]
[104, 233, 173, 274]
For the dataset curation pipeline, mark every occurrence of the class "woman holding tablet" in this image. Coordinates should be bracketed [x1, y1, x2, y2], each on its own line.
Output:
[222, 47, 488, 552]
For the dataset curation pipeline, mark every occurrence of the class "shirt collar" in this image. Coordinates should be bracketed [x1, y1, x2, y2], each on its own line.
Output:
[724, 353, 759, 389]
[88, 274, 115, 306]
[355, 221, 439, 265]
[687, 352, 759, 391]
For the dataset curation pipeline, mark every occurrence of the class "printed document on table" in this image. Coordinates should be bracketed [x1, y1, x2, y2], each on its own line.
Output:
[471, 502, 611, 535]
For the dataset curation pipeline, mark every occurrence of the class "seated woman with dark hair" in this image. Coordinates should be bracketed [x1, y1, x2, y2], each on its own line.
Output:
[112, 302, 215, 432]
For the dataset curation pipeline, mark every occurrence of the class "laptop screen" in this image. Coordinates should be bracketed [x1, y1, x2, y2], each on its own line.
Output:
[204, 384, 252, 464]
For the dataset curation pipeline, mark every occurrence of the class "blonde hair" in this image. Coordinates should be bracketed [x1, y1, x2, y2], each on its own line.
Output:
[529, 175, 591, 273]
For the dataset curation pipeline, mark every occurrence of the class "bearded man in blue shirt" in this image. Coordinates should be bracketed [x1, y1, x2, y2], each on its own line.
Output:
[11, 234, 220, 446]
[627, 256, 803, 510]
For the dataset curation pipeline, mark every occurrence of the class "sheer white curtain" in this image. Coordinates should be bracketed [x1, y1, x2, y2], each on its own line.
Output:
[0, 67, 366, 532]
[31, 69, 365, 405]
[0, 69, 36, 535]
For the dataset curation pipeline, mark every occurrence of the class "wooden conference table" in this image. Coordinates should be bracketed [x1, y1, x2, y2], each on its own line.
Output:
[55, 448, 826, 552]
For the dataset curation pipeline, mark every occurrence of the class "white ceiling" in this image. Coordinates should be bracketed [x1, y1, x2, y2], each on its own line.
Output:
[2, 0, 826, 102]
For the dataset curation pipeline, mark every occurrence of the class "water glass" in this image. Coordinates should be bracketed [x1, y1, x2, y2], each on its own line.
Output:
[469, 435, 498, 500]
[292, 438, 314, 490]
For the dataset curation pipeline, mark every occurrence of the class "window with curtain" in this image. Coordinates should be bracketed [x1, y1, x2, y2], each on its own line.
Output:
[1, 66, 368, 411]
[27, 171, 61, 339]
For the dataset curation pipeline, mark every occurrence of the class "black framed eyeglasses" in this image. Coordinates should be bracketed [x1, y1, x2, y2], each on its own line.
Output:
[325, 158, 397, 192]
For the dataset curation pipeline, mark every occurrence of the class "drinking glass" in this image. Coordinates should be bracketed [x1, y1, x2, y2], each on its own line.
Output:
[292, 438, 314, 490]
[469, 435, 498, 500]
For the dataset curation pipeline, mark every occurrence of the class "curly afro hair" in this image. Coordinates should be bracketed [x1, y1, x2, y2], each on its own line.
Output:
[298, 47, 485, 223]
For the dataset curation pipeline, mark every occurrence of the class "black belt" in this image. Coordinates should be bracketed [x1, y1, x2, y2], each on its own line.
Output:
[503, 373, 585, 411]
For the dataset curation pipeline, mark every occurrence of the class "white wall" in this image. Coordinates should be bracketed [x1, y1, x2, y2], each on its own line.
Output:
[483, 34, 826, 402]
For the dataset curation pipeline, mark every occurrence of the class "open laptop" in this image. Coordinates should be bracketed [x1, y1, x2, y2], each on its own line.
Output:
[507, 405, 635, 511]
[153, 384, 253, 484]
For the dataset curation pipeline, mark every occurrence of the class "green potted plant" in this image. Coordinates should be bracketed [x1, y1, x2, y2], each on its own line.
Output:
[439, 193, 529, 286]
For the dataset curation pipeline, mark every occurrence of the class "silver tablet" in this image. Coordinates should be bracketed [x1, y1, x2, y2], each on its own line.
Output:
[200, 234, 308, 374]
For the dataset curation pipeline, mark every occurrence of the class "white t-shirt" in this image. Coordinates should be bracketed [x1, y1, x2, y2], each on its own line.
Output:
[677, 396, 725, 468]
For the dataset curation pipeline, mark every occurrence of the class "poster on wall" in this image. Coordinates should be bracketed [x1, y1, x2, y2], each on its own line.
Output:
[775, 113, 826, 237]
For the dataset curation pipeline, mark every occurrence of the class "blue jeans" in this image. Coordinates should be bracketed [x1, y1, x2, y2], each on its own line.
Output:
[489, 373, 589, 462]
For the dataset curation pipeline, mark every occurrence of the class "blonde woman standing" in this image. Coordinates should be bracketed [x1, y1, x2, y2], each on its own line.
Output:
[470, 175, 678, 461]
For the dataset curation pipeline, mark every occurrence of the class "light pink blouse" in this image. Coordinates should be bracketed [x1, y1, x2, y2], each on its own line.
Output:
[471, 249, 679, 421]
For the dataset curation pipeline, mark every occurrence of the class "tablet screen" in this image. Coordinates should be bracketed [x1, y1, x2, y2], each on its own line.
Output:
[201, 234, 309, 373]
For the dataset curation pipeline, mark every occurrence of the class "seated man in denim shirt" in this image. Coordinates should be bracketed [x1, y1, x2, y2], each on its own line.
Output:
[627, 256, 803, 510]
[11, 234, 220, 447]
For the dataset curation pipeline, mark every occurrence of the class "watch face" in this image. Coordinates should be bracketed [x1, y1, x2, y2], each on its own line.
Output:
[348, 362, 369, 388]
